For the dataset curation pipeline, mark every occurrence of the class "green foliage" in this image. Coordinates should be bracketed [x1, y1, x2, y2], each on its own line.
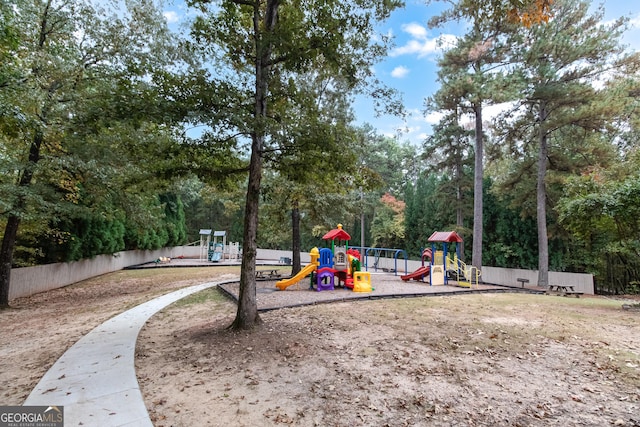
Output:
[403, 173, 463, 258]
[185, 193, 245, 244]
[186, 0, 403, 152]
[258, 170, 361, 250]
[0, 1, 20, 91]
[342, 126, 423, 251]
[0, 0, 199, 275]
[16, 190, 188, 264]
[370, 193, 405, 248]
[357, 127, 423, 195]
[558, 171, 640, 293]
[57, 216, 127, 262]
[483, 179, 538, 269]
[422, 111, 475, 249]
[257, 68, 366, 253]
[160, 193, 188, 247]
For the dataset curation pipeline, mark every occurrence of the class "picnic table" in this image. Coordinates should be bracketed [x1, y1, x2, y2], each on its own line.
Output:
[546, 284, 583, 297]
[255, 269, 282, 280]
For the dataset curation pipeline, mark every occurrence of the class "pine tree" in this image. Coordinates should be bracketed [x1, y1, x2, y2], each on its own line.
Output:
[428, 0, 520, 270]
[499, 0, 639, 286]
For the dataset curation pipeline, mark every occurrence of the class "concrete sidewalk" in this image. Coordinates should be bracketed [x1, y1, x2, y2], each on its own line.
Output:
[24, 280, 232, 427]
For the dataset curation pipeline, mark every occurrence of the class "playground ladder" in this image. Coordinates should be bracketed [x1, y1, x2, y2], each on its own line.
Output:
[447, 257, 481, 288]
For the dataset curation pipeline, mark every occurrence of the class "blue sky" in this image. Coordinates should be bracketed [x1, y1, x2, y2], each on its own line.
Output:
[356, 0, 640, 146]
[163, 0, 640, 146]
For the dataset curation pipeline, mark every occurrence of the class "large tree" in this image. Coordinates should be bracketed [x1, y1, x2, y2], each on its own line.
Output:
[428, 0, 519, 271]
[499, 0, 639, 286]
[422, 109, 474, 254]
[187, 0, 403, 329]
[0, 0, 182, 307]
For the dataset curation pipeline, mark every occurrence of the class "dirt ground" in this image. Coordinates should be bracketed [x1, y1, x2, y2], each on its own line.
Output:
[2, 266, 640, 426]
[0, 266, 240, 404]
[136, 276, 640, 426]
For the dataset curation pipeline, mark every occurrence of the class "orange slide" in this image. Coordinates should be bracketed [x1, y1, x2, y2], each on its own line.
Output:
[275, 263, 316, 290]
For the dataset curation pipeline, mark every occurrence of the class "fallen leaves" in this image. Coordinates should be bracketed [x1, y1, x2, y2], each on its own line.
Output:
[136, 293, 640, 427]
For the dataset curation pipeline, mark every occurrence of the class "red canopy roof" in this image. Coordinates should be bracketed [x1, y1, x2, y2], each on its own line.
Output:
[427, 231, 463, 243]
[322, 224, 351, 241]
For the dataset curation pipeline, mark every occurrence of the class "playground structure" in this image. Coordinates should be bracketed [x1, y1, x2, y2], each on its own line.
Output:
[276, 224, 371, 293]
[401, 231, 480, 287]
[199, 229, 240, 262]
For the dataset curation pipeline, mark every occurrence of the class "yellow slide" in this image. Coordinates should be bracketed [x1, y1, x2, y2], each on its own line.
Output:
[275, 264, 317, 290]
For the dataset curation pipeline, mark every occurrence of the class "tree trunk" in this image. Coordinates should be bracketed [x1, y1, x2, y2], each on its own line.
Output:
[291, 199, 301, 275]
[0, 216, 20, 307]
[0, 130, 43, 308]
[230, 0, 280, 329]
[231, 136, 263, 329]
[536, 102, 549, 287]
[471, 103, 484, 270]
[456, 154, 465, 259]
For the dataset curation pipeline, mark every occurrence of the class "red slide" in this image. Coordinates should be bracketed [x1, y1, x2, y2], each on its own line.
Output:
[401, 265, 430, 282]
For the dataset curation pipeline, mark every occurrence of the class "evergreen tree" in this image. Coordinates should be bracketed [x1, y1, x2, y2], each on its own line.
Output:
[404, 173, 454, 255]
[422, 111, 474, 256]
[483, 179, 538, 269]
[429, 0, 519, 270]
[498, 0, 639, 286]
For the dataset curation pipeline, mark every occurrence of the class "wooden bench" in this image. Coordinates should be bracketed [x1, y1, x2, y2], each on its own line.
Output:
[517, 278, 529, 288]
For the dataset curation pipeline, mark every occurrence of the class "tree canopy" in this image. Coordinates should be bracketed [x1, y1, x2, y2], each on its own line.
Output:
[0, 0, 197, 306]
[184, 0, 404, 329]
[3, 0, 640, 309]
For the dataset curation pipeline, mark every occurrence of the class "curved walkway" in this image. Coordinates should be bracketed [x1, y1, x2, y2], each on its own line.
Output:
[24, 276, 537, 426]
[24, 280, 232, 427]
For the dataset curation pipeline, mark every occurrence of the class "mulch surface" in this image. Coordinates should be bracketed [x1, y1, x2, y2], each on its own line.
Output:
[219, 272, 539, 311]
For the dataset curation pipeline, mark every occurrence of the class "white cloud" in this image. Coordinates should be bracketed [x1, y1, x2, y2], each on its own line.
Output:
[391, 39, 437, 57]
[483, 102, 516, 121]
[390, 22, 457, 58]
[630, 14, 640, 29]
[402, 22, 428, 39]
[391, 66, 410, 78]
[163, 10, 179, 23]
[424, 110, 444, 125]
